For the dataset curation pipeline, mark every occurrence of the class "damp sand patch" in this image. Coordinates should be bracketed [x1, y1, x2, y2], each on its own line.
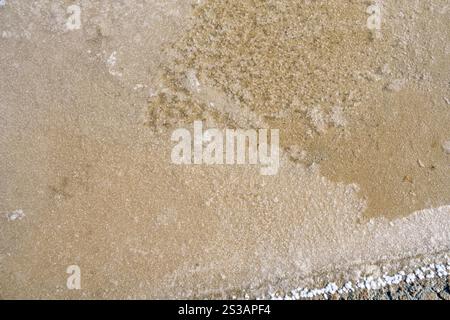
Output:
[148, 0, 450, 219]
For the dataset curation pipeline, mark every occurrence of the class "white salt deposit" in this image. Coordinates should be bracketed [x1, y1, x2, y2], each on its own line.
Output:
[5, 209, 25, 221]
[307, 107, 328, 133]
[442, 141, 450, 154]
[263, 260, 450, 300]
[185, 69, 201, 93]
[385, 79, 405, 92]
[307, 106, 347, 133]
[106, 51, 123, 77]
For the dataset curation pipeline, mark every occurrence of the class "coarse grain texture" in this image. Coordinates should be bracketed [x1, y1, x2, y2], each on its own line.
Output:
[152, 0, 450, 219]
[0, 0, 449, 299]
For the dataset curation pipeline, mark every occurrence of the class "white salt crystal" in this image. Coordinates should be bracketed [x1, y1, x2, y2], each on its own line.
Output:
[6, 209, 25, 221]
[442, 141, 450, 154]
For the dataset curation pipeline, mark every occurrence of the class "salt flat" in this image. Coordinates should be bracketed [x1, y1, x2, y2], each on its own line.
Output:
[0, 0, 449, 299]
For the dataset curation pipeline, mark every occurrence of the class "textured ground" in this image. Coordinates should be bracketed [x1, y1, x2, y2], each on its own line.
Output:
[0, 1, 449, 299]
[353, 277, 450, 300]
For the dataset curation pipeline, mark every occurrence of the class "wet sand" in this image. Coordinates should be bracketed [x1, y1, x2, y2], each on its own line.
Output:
[0, 0, 449, 299]
[156, 0, 450, 219]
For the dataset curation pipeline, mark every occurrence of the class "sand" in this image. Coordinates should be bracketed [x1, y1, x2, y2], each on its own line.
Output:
[0, 0, 449, 299]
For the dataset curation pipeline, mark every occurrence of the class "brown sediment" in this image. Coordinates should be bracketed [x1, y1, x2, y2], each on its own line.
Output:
[308, 89, 450, 218]
[151, 0, 450, 218]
